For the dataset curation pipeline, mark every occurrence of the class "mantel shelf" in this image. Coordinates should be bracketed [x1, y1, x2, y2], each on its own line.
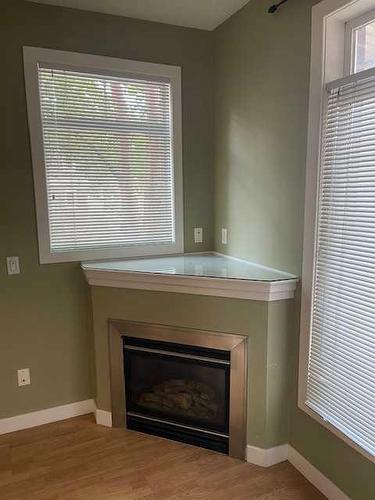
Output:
[81, 253, 298, 302]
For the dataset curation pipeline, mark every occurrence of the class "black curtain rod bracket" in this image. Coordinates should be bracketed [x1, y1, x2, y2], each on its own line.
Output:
[268, 0, 289, 14]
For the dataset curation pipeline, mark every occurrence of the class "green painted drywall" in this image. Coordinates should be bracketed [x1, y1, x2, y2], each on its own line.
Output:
[214, 0, 311, 275]
[213, 0, 375, 497]
[0, 0, 214, 419]
[265, 300, 291, 448]
[90, 286, 290, 448]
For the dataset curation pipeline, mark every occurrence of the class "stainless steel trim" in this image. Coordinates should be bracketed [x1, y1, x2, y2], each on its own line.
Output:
[124, 344, 230, 365]
[127, 411, 229, 438]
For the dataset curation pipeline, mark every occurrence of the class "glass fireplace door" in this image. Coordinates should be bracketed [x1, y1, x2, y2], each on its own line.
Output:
[123, 336, 230, 451]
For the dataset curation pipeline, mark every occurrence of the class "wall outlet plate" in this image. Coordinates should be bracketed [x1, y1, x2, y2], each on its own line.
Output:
[17, 368, 31, 387]
[194, 227, 203, 244]
[6, 256, 20, 275]
[222, 228, 228, 245]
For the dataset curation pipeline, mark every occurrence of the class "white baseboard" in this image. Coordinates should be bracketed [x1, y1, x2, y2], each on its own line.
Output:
[95, 409, 112, 427]
[288, 446, 350, 500]
[246, 444, 288, 467]
[246, 444, 349, 500]
[0, 399, 95, 435]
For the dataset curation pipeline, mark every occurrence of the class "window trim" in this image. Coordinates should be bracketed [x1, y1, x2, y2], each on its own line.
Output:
[23, 46, 184, 264]
[344, 7, 375, 75]
[299, 0, 375, 463]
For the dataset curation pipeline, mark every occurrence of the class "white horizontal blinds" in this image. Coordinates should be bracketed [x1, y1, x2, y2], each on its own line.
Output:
[307, 70, 375, 457]
[38, 64, 175, 252]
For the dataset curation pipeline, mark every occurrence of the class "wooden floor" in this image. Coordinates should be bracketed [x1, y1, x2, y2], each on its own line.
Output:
[0, 415, 325, 500]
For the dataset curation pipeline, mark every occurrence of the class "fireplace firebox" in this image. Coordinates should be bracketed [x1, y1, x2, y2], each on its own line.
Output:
[108, 321, 247, 459]
[123, 336, 230, 453]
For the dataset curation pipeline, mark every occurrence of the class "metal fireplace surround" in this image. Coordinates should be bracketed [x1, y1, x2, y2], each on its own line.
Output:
[108, 320, 247, 459]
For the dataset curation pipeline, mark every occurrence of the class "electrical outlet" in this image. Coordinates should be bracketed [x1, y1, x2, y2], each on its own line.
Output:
[6, 256, 20, 275]
[221, 228, 228, 245]
[17, 368, 31, 387]
[194, 227, 203, 244]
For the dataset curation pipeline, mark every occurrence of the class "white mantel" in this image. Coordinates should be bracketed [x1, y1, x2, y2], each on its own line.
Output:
[82, 252, 298, 302]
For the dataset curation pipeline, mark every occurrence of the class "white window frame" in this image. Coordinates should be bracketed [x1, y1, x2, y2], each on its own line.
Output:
[344, 7, 375, 74]
[299, 0, 375, 463]
[23, 47, 184, 264]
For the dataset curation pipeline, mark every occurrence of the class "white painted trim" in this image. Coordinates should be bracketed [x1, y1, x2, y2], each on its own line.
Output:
[299, 0, 375, 464]
[0, 399, 95, 435]
[288, 446, 351, 500]
[95, 409, 113, 427]
[82, 268, 297, 301]
[246, 444, 288, 467]
[246, 444, 351, 498]
[23, 46, 184, 264]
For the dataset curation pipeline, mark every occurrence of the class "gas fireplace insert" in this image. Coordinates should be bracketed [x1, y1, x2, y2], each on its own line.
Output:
[108, 320, 247, 459]
[123, 336, 230, 453]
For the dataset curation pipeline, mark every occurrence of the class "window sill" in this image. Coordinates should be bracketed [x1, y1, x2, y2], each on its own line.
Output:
[81, 252, 298, 302]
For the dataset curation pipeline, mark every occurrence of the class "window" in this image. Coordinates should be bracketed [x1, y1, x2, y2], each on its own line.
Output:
[307, 70, 375, 458]
[300, 0, 375, 462]
[346, 9, 375, 74]
[23, 47, 183, 263]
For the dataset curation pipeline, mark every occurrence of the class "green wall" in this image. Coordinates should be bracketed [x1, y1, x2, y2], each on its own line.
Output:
[214, 0, 375, 498]
[91, 286, 290, 448]
[214, 0, 311, 275]
[0, 0, 214, 419]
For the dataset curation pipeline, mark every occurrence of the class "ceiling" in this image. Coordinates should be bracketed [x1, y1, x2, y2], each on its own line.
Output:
[26, 0, 251, 30]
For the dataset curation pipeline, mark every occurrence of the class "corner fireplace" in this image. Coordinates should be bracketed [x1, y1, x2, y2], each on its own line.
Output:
[108, 321, 247, 459]
[123, 336, 230, 453]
